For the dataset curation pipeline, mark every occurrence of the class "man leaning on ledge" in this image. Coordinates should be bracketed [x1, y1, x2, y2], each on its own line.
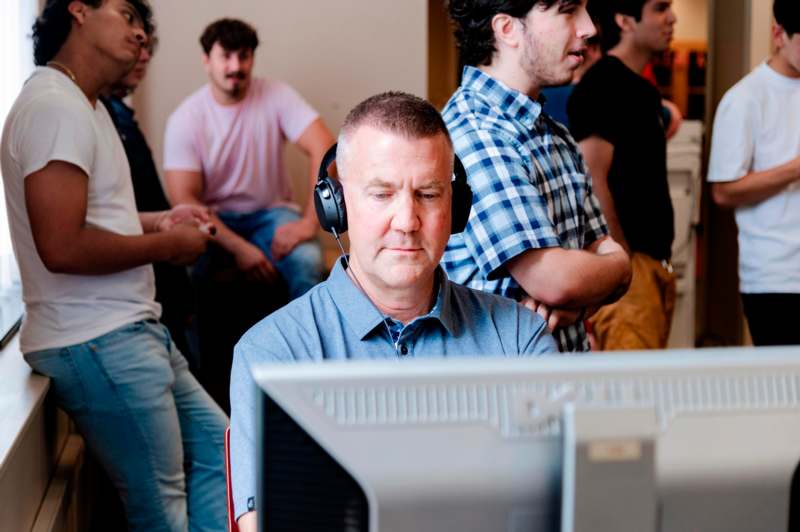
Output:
[0, 1, 228, 530]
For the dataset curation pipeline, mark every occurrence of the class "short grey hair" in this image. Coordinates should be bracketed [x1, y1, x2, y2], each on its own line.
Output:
[337, 91, 453, 178]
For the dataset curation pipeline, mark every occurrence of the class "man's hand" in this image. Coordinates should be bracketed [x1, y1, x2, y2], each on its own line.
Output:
[520, 296, 583, 331]
[165, 225, 211, 265]
[234, 240, 279, 282]
[155, 204, 214, 234]
[237, 511, 257, 532]
[270, 219, 316, 261]
[594, 236, 627, 257]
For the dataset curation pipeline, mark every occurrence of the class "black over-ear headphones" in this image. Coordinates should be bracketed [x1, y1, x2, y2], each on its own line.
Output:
[314, 143, 473, 235]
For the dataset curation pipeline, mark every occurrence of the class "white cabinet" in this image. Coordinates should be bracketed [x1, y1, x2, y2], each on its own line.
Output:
[666, 120, 703, 348]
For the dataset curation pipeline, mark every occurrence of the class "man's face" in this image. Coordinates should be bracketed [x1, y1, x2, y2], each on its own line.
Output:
[518, 0, 596, 88]
[79, 0, 146, 71]
[630, 0, 676, 54]
[114, 38, 153, 93]
[202, 42, 254, 100]
[341, 126, 453, 297]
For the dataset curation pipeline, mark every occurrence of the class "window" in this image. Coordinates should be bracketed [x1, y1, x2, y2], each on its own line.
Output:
[0, 0, 36, 289]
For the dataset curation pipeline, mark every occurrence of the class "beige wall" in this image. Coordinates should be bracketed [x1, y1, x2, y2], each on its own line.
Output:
[673, 0, 709, 42]
[135, 0, 428, 212]
[749, 0, 773, 69]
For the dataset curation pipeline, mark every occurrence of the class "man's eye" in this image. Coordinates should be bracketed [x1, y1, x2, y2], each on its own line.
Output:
[559, 1, 579, 15]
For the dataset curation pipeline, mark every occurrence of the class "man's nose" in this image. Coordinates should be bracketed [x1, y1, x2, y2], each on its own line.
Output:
[390, 194, 421, 233]
[577, 8, 596, 40]
[666, 8, 677, 25]
[228, 55, 241, 71]
[133, 28, 146, 46]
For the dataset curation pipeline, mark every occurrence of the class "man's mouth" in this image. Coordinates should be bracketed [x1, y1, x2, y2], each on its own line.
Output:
[386, 247, 423, 254]
[567, 48, 586, 60]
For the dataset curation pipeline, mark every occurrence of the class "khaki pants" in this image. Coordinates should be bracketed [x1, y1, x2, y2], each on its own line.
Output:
[591, 252, 676, 350]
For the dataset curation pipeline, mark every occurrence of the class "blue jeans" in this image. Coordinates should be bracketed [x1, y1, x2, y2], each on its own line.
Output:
[217, 207, 324, 299]
[25, 320, 228, 532]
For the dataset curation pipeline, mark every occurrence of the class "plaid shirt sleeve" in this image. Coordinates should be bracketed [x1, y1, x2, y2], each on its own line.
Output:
[454, 126, 562, 281]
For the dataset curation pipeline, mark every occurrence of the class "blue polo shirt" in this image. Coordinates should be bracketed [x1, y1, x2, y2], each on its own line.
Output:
[229, 257, 557, 518]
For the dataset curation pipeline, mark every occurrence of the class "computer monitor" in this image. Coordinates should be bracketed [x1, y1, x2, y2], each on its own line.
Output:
[253, 348, 800, 532]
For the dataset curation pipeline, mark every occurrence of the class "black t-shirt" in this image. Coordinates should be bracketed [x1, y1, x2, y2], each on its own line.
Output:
[568, 55, 674, 260]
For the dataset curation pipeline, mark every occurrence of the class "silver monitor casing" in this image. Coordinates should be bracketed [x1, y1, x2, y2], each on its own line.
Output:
[254, 347, 800, 532]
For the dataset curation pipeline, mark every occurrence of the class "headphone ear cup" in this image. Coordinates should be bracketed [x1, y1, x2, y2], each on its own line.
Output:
[450, 179, 473, 234]
[314, 177, 348, 234]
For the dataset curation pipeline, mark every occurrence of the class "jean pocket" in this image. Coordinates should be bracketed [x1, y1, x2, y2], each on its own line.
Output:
[25, 347, 89, 414]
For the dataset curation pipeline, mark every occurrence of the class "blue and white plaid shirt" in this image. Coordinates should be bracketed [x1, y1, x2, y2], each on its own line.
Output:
[442, 66, 608, 352]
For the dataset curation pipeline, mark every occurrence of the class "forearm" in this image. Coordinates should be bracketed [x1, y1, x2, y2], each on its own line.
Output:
[551, 250, 630, 307]
[508, 247, 630, 309]
[589, 176, 629, 252]
[301, 169, 320, 226]
[44, 227, 177, 275]
[165, 170, 246, 254]
[297, 118, 334, 227]
[139, 211, 165, 234]
[712, 159, 800, 208]
[206, 212, 250, 254]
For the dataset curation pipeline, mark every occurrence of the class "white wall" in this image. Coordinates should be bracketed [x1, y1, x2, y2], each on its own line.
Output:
[135, 0, 428, 210]
[672, 0, 708, 42]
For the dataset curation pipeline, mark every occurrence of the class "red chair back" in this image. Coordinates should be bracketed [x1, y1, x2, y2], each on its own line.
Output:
[225, 426, 240, 532]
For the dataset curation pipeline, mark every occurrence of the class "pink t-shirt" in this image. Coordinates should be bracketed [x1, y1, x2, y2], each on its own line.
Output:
[163, 78, 318, 213]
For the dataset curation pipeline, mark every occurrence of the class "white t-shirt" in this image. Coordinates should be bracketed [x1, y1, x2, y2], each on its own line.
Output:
[707, 62, 800, 294]
[0, 68, 160, 353]
[163, 78, 318, 213]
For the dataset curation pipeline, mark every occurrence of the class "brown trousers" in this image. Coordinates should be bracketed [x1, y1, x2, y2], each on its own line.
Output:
[591, 252, 676, 351]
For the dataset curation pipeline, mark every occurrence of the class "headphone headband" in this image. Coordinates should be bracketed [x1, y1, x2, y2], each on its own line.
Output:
[318, 143, 339, 182]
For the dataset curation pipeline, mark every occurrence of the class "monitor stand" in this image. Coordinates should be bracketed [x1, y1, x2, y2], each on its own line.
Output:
[561, 405, 658, 532]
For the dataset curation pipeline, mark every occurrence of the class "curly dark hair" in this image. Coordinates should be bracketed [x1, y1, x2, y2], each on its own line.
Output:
[448, 0, 579, 66]
[199, 18, 259, 54]
[32, 0, 153, 66]
[774, 0, 800, 36]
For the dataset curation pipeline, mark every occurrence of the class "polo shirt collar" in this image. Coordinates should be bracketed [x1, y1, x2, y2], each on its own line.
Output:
[326, 256, 457, 340]
[460, 65, 543, 129]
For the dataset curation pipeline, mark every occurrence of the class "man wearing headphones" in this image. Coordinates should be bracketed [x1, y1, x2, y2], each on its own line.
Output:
[228, 92, 557, 530]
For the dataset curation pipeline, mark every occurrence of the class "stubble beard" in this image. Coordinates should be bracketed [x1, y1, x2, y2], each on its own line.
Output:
[520, 37, 570, 89]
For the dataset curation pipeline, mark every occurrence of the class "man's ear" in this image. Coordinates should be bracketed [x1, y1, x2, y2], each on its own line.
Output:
[491, 13, 522, 52]
[614, 12, 635, 36]
[772, 21, 788, 50]
[66, 1, 88, 25]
